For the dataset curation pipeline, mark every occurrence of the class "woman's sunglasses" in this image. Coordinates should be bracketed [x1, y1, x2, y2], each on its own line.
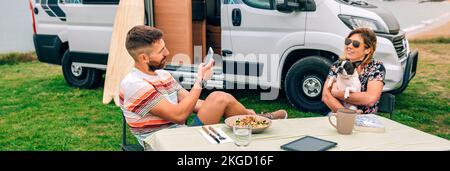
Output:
[345, 38, 361, 48]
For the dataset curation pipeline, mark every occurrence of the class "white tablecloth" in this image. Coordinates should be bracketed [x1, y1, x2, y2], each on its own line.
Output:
[143, 116, 450, 151]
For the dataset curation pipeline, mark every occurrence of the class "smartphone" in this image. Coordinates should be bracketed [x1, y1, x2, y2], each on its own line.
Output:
[204, 47, 214, 65]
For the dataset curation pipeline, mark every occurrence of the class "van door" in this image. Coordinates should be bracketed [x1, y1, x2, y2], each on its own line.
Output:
[34, 0, 68, 35]
[223, 0, 306, 88]
[221, 0, 233, 58]
[32, 0, 70, 65]
[64, 0, 118, 67]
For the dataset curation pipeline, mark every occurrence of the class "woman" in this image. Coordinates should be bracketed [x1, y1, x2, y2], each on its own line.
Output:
[322, 28, 386, 114]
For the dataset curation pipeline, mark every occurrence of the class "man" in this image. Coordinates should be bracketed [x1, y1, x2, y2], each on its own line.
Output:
[119, 25, 288, 146]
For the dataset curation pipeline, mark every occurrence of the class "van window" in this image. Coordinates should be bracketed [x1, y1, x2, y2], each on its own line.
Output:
[65, 0, 82, 4]
[243, 0, 274, 10]
[82, 0, 119, 5]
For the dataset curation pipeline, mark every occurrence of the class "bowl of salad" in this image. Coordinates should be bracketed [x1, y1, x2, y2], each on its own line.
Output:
[225, 115, 272, 133]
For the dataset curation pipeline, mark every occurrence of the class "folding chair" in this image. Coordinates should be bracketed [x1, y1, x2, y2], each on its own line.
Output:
[378, 93, 395, 119]
[121, 112, 144, 151]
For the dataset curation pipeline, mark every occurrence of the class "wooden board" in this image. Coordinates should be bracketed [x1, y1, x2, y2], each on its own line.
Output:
[154, 0, 193, 65]
[193, 20, 206, 61]
[206, 24, 221, 56]
[102, 0, 145, 105]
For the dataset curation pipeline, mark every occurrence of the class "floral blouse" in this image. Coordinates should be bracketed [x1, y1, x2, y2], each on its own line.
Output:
[328, 59, 386, 114]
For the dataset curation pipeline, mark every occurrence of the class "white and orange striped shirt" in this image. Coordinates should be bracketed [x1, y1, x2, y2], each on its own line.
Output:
[119, 68, 183, 134]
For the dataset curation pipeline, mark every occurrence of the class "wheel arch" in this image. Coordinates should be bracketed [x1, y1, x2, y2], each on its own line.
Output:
[58, 41, 69, 65]
[279, 48, 339, 87]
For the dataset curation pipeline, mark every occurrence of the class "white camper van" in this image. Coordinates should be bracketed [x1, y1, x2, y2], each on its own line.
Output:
[30, 0, 418, 113]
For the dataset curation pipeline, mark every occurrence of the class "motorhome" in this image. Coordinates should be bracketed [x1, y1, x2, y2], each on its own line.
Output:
[30, 0, 418, 113]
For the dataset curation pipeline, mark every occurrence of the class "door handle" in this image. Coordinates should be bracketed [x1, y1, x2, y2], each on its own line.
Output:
[222, 50, 233, 56]
[34, 7, 39, 15]
[231, 8, 241, 26]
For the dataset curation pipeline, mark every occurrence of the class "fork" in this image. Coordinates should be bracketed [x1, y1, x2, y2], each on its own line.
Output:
[208, 126, 226, 140]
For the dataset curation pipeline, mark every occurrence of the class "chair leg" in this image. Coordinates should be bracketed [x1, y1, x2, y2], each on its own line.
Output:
[121, 112, 144, 151]
[122, 114, 127, 147]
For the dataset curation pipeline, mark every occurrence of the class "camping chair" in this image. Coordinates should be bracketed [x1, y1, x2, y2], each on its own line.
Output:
[121, 112, 144, 151]
[378, 93, 395, 119]
[120, 110, 192, 151]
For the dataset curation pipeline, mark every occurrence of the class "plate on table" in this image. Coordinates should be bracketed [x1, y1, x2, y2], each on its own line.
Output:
[224, 115, 272, 133]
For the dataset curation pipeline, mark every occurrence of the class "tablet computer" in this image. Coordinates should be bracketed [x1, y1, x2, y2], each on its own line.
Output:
[280, 136, 337, 151]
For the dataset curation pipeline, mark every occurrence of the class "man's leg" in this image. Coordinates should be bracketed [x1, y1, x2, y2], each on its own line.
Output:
[196, 91, 253, 125]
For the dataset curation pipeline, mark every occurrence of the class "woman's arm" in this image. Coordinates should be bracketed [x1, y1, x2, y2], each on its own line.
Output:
[322, 78, 345, 113]
[331, 80, 383, 107]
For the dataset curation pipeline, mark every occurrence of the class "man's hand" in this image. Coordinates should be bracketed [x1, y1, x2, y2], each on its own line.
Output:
[197, 58, 214, 82]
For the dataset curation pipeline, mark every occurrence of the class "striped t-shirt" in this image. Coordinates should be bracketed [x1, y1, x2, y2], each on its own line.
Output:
[119, 68, 183, 135]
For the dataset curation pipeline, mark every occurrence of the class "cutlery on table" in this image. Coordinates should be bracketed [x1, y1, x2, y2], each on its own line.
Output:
[202, 126, 220, 144]
[208, 126, 226, 140]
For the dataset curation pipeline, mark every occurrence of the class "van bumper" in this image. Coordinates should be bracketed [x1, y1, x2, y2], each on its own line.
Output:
[386, 50, 419, 94]
[33, 34, 63, 65]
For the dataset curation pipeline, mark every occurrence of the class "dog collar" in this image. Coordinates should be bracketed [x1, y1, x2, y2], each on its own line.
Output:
[352, 60, 363, 67]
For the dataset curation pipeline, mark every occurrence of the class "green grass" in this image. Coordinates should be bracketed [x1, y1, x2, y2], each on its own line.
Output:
[409, 37, 450, 44]
[0, 43, 449, 150]
[390, 43, 450, 139]
[0, 52, 36, 65]
[0, 62, 122, 150]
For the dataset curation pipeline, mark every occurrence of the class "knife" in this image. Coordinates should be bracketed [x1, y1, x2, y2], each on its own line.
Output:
[202, 126, 220, 144]
[208, 126, 226, 140]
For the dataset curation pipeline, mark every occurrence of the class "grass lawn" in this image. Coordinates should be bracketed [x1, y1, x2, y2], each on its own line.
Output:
[0, 42, 448, 150]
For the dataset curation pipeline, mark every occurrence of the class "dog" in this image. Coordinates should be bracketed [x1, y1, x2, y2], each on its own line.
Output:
[328, 60, 361, 110]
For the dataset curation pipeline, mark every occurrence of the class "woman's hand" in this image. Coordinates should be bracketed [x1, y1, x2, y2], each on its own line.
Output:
[332, 80, 384, 107]
[331, 83, 342, 98]
[322, 78, 345, 113]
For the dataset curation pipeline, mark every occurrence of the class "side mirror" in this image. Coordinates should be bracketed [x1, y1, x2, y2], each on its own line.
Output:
[276, 0, 301, 13]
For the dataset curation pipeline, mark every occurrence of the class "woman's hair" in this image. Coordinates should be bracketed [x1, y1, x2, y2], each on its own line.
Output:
[341, 27, 377, 65]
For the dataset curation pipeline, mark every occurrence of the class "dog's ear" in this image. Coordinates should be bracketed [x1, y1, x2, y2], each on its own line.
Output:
[343, 61, 355, 75]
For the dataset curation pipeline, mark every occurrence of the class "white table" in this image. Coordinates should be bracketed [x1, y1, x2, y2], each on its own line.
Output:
[143, 116, 450, 151]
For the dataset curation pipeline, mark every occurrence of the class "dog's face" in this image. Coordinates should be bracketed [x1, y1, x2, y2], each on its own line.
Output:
[336, 60, 356, 78]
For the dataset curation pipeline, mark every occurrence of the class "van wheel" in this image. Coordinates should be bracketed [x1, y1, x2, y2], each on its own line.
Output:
[284, 56, 332, 114]
[61, 50, 102, 89]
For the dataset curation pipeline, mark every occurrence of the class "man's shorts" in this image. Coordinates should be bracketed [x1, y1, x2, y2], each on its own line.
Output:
[191, 115, 204, 126]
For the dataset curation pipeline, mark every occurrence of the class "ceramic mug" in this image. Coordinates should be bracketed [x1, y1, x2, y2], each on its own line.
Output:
[328, 108, 357, 135]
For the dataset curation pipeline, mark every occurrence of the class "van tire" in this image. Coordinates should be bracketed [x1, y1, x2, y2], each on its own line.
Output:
[284, 56, 332, 114]
[61, 50, 102, 89]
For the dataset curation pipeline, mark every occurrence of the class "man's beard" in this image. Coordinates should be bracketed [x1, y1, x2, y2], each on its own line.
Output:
[148, 58, 166, 71]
